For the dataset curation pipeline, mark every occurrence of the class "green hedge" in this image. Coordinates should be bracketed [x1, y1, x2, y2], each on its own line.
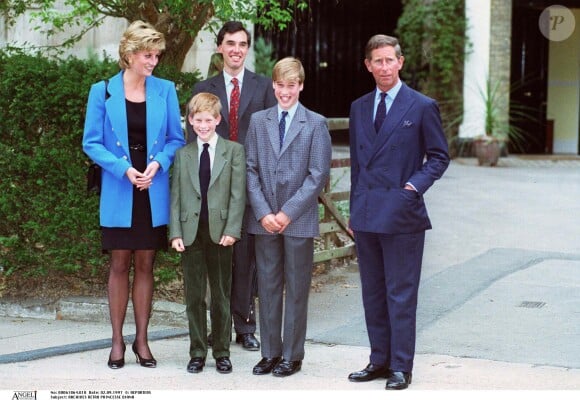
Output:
[0, 50, 201, 283]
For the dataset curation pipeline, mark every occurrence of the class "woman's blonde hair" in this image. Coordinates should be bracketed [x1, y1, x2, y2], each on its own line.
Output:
[118, 20, 165, 69]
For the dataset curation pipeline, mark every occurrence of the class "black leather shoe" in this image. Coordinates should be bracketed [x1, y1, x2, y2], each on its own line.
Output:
[236, 333, 260, 351]
[107, 356, 125, 369]
[215, 356, 232, 374]
[348, 363, 389, 382]
[385, 370, 412, 390]
[186, 357, 205, 373]
[107, 342, 126, 369]
[131, 342, 157, 368]
[272, 359, 302, 377]
[252, 357, 281, 375]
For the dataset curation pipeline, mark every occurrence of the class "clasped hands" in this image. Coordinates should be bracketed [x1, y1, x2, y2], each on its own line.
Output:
[126, 161, 160, 191]
[171, 235, 237, 252]
[260, 211, 290, 234]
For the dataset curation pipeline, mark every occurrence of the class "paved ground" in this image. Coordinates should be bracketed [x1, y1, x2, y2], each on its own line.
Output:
[1, 153, 579, 398]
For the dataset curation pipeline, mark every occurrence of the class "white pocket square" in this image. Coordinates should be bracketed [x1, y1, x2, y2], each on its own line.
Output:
[402, 120, 413, 128]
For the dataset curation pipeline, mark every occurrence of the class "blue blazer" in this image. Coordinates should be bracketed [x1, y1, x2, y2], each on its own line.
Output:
[349, 82, 450, 234]
[83, 71, 185, 228]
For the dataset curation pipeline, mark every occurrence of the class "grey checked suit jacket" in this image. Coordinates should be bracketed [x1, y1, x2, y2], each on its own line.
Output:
[245, 103, 332, 238]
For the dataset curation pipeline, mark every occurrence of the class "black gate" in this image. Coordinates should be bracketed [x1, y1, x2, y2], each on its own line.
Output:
[256, 0, 403, 124]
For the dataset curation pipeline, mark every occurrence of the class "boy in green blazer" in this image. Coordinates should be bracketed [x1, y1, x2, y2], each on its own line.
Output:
[170, 92, 246, 374]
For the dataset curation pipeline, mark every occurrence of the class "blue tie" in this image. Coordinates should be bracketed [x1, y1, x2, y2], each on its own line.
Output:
[279, 111, 288, 150]
[374, 92, 387, 133]
[199, 143, 210, 221]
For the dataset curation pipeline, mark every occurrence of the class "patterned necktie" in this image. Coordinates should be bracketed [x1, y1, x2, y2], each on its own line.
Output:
[279, 111, 288, 150]
[229, 77, 240, 141]
[374, 92, 387, 133]
[199, 143, 210, 221]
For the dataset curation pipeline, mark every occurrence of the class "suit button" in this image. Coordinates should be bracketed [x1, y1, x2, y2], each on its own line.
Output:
[116, 141, 121, 147]
[122, 155, 128, 160]
[149, 155, 154, 160]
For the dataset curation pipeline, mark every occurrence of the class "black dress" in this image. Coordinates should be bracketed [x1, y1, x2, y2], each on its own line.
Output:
[101, 100, 168, 251]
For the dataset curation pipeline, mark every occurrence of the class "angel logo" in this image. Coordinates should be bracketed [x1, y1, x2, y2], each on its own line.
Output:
[12, 392, 37, 400]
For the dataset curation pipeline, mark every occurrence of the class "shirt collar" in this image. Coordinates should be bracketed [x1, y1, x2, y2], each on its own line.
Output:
[197, 132, 219, 150]
[278, 102, 299, 122]
[376, 79, 402, 101]
[224, 69, 245, 86]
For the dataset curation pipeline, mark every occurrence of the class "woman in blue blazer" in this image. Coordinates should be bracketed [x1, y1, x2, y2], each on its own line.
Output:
[82, 21, 185, 369]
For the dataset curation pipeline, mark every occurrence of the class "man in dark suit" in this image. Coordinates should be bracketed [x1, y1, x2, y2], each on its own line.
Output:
[347, 34, 450, 390]
[189, 21, 277, 351]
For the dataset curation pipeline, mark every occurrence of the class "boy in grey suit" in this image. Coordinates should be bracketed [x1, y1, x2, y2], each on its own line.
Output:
[170, 93, 246, 374]
[245, 57, 332, 377]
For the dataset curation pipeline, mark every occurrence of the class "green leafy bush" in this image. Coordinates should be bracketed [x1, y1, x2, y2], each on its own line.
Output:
[396, 0, 467, 141]
[0, 50, 200, 287]
[253, 37, 276, 77]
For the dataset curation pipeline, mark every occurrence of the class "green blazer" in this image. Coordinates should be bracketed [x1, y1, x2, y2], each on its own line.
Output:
[169, 136, 246, 246]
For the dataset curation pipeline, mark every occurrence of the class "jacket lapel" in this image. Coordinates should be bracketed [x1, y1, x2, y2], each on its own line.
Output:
[264, 107, 282, 156]
[238, 69, 257, 118]
[210, 137, 227, 188]
[105, 72, 129, 152]
[145, 76, 166, 154]
[210, 74, 229, 121]
[361, 92, 376, 143]
[369, 84, 414, 163]
[184, 142, 201, 195]
[280, 103, 305, 155]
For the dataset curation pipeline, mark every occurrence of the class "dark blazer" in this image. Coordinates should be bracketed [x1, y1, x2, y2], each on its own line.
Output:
[169, 136, 246, 246]
[83, 71, 185, 228]
[189, 69, 277, 144]
[349, 82, 450, 234]
[245, 103, 332, 238]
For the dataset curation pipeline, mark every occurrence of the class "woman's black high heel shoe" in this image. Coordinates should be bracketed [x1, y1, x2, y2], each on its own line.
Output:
[107, 343, 126, 369]
[132, 342, 157, 368]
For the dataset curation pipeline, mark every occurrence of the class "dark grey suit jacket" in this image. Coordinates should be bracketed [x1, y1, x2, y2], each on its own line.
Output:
[188, 69, 277, 144]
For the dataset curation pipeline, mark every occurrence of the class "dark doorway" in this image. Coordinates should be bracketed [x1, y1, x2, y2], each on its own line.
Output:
[511, 0, 580, 154]
[256, 0, 403, 124]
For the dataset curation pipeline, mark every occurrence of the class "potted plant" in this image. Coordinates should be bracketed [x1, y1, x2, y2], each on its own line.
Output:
[472, 78, 507, 166]
[473, 78, 535, 166]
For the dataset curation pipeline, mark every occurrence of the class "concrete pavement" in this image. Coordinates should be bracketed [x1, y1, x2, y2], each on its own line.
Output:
[1, 154, 580, 395]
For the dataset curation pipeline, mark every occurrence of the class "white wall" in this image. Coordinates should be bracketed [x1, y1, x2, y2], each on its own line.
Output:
[458, 0, 491, 139]
[0, 4, 219, 76]
[547, 8, 580, 154]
